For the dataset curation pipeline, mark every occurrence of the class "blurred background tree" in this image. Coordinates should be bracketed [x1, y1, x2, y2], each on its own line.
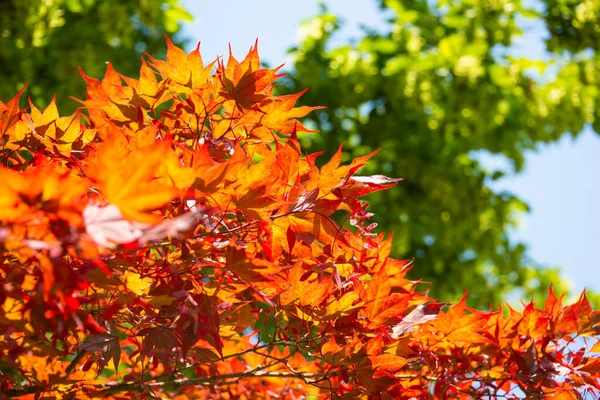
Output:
[281, 0, 600, 306]
[0, 0, 191, 114]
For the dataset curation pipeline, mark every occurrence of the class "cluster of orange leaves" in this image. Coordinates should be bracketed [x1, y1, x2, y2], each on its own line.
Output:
[1, 37, 600, 399]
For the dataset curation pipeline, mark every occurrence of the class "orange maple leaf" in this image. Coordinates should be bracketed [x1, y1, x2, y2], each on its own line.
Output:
[0, 163, 88, 224]
[148, 36, 214, 91]
[217, 40, 283, 110]
[415, 292, 492, 351]
[237, 90, 324, 139]
[85, 139, 178, 223]
[0, 85, 25, 136]
[278, 263, 334, 308]
[358, 269, 415, 330]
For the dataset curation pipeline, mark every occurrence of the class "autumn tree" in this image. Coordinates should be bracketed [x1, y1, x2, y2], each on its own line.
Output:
[0, 0, 192, 114]
[282, 0, 600, 307]
[1, 38, 600, 399]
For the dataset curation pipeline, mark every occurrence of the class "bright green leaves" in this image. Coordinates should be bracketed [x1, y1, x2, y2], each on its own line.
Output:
[284, 0, 600, 308]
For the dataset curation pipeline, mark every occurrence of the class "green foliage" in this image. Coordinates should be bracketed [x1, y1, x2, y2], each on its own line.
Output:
[282, 0, 600, 307]
[542, 0, 600, 52]
[0, 0, 192, 113]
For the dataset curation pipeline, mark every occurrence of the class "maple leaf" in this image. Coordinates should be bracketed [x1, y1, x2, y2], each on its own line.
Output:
[16, 98, 97, 156]
[174, 294, 223, 357]
[157, 148, 196, 191]
[118, 58, 170, 108]
[321, 337, 345, 362]
[78, 333, 121, 371]
[354, 336, 409, 392]
[508, 300, 549, 340]
[0, 164, 88, 224]
[299, 144, 380, 199]
[2, 296, 25, 321]
[123, 270, 153, 296]
[78, 64, 141, 124]
[278, 263, 334, 308]
[415, 292, 492, 350]
[290, 188, 320, 213]
[224, 244, 282, 290]
[83, 203, 144, 248]
[560, 290, 595, 335]
[369, 354, 408, 378]
[335, 175, 404, 198]
[139, 326, 179, 361]
[148, 36, 213, 90]
[217, 40, 284, 110]
[322, 291, 363, 320]
[0, 85, 25, 136]
[232, 185, 277, 221]
[85, 139, 178, 223]
[358, 269, 415, 330]
[270, 212, 342, 260]
[84, 203, 203, 248]
[238, 90, 325, 138]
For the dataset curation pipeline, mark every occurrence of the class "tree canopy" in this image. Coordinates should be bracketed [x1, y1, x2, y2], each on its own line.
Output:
[282, 0, 600, 307]
[2, 36, 600, 400]
[0, 0, 191, 114]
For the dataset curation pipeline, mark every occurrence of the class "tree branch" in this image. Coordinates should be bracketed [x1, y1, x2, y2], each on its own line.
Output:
[5, 370, 333, 398]
[5, 367, 447, 398]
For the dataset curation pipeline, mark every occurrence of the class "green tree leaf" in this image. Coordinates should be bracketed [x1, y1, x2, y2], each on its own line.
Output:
[282, 0, 600, 307]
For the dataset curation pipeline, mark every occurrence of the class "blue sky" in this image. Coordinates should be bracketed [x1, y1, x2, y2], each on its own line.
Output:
[179, 0, 600, 296]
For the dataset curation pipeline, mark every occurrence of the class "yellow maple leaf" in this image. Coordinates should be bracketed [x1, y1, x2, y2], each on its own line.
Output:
[123, 270, 153, 296]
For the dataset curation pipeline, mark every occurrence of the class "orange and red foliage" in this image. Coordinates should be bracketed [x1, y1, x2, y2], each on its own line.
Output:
[1, 37, 600, 399]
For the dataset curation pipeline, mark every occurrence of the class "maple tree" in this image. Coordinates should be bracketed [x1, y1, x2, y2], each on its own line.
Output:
[1, 37, 600, 399]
